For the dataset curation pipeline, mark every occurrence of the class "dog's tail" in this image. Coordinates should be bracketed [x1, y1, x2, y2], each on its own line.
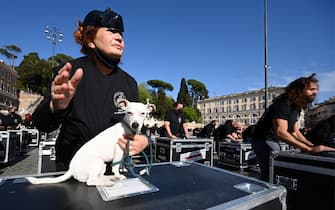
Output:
[26, 170, 73, 184]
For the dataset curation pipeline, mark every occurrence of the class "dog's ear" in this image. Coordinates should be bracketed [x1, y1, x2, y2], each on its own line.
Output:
[118, 99, 128, 110]
[147, 103, 156, 113]
[145, 99, 156, 113]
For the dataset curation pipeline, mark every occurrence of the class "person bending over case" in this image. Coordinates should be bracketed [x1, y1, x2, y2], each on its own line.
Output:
[252, 73, 335, 181]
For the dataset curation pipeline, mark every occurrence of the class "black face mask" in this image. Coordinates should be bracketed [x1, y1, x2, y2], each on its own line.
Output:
[175, 109, 182, 114]
[94, 48, 120, 69]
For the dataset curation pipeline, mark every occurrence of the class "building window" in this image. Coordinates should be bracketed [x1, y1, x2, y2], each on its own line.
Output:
[7, 72, 11, 81]
[262, 103, 266, 109]
[221, 107, 224, 112]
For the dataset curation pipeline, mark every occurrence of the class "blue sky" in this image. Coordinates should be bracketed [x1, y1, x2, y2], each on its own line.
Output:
[1, 0, 334, 103]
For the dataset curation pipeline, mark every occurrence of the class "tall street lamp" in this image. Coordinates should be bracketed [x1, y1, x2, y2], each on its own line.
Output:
[44, 26, 63, 68]
[264, 0, 270, 110]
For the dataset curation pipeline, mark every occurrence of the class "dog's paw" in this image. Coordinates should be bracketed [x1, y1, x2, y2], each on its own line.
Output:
[120, 168, 128, 173]
[87, 179, 115, 186]
[103, 180, 116, 187]
[118, 174, 127, 180]
[109, 174, 126, 181]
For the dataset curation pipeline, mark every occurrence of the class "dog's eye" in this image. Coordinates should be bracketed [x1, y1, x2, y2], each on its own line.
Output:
[127, 112, 133, 115]
[141, 112, 146, 116]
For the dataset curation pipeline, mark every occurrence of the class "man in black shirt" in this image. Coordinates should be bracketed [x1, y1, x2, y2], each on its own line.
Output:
[0, 111, 9, 130]
[7, 107, 22, 129]
[164, 102, 189, 139]
[33, 8, 149, 170]
[199, 120, 217, 138]
[213, 120, 243, 142]
[224, 120, 243, 142]
[252, 73, 335, 181]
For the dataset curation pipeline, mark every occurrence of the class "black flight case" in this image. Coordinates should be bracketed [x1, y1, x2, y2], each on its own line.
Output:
[270, 149, 335, 210]
[0, 131, 16, 164]
[155, 137, 213, 166]
[0, 162, 286, 210]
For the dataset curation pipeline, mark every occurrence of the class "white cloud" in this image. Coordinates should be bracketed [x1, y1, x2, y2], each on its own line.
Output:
[318, 71, 335, 92]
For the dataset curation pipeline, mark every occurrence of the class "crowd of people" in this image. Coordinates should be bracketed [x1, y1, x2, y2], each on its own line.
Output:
[196, 74, 335, 182]
[2, 7, 330, 185]
[0, 107, 34, 130]
[0, 107, 38, 163]
[1, 7, 334, 210]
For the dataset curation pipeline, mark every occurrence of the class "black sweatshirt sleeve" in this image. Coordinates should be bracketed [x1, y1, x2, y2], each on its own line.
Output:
[32, 66, 68, 132]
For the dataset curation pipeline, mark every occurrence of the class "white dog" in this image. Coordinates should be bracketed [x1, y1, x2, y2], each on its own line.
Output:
[26, 99, 155, 186]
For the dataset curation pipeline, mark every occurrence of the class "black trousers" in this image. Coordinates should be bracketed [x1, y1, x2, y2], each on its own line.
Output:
[251, 140, 281, 182]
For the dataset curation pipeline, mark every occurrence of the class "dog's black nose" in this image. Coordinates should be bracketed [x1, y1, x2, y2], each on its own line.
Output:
[131, 122, 139, 130]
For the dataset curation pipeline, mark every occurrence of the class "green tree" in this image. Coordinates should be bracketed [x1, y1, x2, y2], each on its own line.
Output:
[182, 106, 201, 122]
[48, 53, 74, 67]
[177, 78, 192, 107]
[16, 52, 52, 94]
[187, 79, 209, 107]
[165, 96, 174, 112]
[147, 80, 174, 93]
[0, 44, 22, 67]
[138, 82, 153, 104]
[147, 80, 174, 119]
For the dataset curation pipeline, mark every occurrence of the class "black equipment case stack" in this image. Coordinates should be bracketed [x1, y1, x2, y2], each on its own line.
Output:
[218, 142, 290, 172]
[25, 128, 40, 147]
[37, 140, 57, 174]
[218, 142, 257, 172]
[155, 137, 213, 166]
[0, 162, 287, 210]
[7, 129, 29, 154]
[37, 129, 60, 174]
[270, 150, 335, 210]
[0, 131, 16, 164]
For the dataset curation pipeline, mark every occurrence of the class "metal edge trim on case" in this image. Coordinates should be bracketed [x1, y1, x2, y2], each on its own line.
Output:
[208, 185, 287, 210]
[278, 150, 335, 163]
[274, 160, 335, 176]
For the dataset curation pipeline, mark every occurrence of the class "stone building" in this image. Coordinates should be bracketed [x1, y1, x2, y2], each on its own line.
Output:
[197, 87, 285, 126]
[0, 60, 19, 109]
[304, 97, 335, 128]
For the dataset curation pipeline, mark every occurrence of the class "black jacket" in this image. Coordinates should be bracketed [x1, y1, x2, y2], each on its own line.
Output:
[32, 56, 139, 167]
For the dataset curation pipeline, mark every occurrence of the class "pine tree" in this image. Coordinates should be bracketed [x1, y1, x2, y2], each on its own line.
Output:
[177, 78, 192, 107]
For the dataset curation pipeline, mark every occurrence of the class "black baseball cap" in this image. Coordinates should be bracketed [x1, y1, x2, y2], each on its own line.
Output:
[82, 8, 124, 32]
